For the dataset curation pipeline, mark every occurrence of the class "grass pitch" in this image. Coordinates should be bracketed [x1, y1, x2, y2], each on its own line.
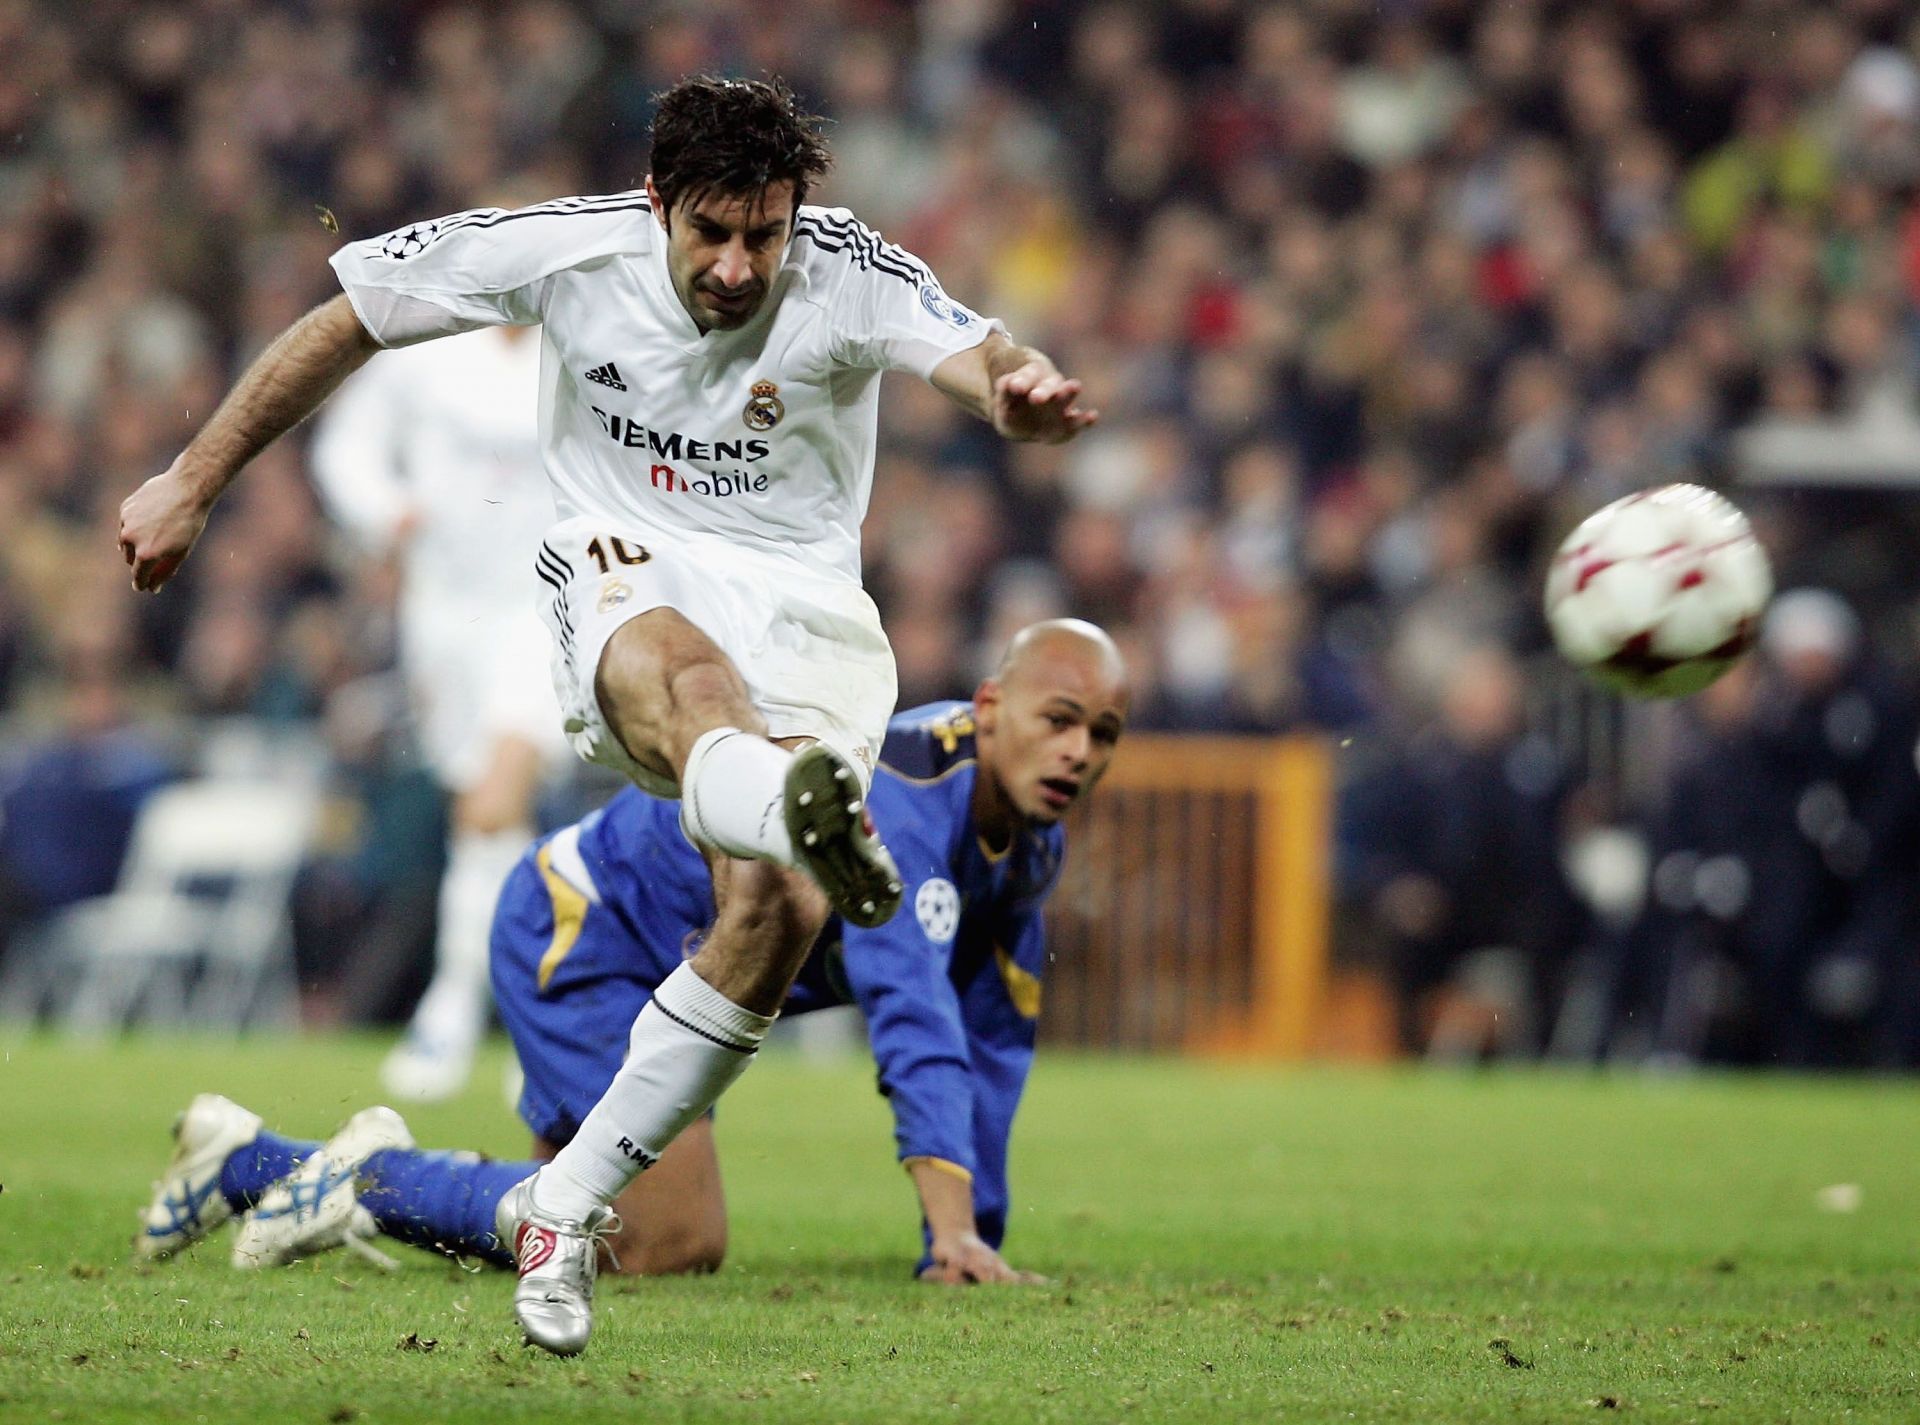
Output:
[0, 1036, 1916, 1423]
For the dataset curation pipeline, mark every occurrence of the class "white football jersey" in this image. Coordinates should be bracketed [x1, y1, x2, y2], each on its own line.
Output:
[309, 327, 552, 613]
[329, 192, 1001, 585]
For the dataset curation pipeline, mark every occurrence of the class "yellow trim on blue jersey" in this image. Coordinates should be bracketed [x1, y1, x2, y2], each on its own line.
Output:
[929, 706, 978, 753]
[994, 944, 1042, 1019]
[902, 1155, 975, 1185]
[977, 833, 1011, 864]
[535, 843, 590, 992]
[876, 755, 978, 787]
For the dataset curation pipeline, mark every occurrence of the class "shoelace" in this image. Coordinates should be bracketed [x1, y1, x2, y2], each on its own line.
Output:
[529, 1213, 625, 1282]
[520, 1208, 624, 1281]
[344, 1232, 400, 1271]
[594, 1212, 624, 1276]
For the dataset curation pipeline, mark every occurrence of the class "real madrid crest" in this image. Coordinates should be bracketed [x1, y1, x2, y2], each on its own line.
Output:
[742, 379, 784, 432]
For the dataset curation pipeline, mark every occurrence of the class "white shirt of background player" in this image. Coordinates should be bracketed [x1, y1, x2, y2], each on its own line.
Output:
[309, 325, 562, 1102]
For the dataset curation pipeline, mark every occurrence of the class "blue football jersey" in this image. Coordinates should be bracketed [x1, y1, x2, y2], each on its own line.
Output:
[498, 701, 1065, 1255]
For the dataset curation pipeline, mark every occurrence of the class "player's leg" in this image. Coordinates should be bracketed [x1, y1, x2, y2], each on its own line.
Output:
[515, 850, 819, 1222]
[593, 606, 900, 925]
[208, 1116, 727, 1274]
[383, 733, 543, 1102]
[500, 849, 821, 1354]
[221, 894, 727, 1278]
[503, 532, 891, 1352]
[510, 605, 858, 1216]
[532, 1119, 727, 1276]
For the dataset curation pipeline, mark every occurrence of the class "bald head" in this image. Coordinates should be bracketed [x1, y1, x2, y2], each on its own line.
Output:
[995, 618, 1129, 697]
[974, 619, 1129, 828]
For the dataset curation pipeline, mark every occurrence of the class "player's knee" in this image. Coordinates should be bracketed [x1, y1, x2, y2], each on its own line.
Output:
[596, 615, 760, 770]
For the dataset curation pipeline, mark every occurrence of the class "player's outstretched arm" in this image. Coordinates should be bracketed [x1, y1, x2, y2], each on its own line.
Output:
[908, 1158, 1047, 1285]
[931, 331, 1099, 446]
[119, 294, 381, 591]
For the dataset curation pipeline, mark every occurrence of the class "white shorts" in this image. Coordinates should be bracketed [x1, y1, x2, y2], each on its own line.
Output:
[534, 516, 897, 797]
[400, 594, 572, 793]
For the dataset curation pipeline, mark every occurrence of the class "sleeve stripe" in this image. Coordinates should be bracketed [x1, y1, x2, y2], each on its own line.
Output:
[446, 196, 652, 236]
[815, 223, 930, 287]
[795, 213, 930, 290]
[797, 224, 921, 288]
[801, 209, 930, 273]
[358, 194, 652, 251]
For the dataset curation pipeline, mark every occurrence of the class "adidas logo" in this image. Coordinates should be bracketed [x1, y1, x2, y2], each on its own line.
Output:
[583, 362, 626, 391]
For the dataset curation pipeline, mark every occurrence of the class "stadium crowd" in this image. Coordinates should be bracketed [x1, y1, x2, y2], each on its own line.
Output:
[3, 0, 1920, 1065]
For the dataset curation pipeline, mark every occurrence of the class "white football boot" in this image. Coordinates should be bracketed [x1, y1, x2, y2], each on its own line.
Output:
[496, 1176, 619, 1357]
[135, 1093, 264, 1260]
[783, 743, 903, 929]
[231, 1106, 413, 1270]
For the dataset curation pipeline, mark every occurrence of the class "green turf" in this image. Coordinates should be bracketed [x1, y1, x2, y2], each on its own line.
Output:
[0, 1035, 1916, 1423]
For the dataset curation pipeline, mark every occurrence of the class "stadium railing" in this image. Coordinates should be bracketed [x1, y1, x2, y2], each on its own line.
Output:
[1042, 735, 1334, 1058]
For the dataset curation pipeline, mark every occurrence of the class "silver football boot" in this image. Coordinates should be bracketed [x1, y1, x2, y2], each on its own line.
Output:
[783, 742, 903, 929]
[495, 1176, 620, 1357]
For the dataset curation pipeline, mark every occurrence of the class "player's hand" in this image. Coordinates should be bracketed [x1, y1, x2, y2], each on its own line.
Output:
[918, 1232, 1050, 1285]
[118, 458, 213, 592]
[991, 360, 1099, 445]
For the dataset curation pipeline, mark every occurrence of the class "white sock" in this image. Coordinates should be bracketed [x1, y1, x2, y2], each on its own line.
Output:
[678, 727, 794, 865]
[532, 963, 774, 1220]
[409, 826, 528, 1051]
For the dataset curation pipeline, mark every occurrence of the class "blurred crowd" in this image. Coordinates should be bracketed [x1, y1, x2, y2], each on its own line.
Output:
[3, 0, 1920, 1062]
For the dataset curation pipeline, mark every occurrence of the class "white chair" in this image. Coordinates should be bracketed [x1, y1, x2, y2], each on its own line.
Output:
[11, 776, 319, 1033]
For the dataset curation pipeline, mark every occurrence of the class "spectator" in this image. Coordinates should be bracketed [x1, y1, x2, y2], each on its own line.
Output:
[1339, 645, 1587, 1055]
[0, 628, 174, 970]
[4, 1, 1920, 1063]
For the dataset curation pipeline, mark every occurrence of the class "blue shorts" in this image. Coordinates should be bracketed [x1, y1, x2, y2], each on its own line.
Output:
[490, 852, 688, 1147]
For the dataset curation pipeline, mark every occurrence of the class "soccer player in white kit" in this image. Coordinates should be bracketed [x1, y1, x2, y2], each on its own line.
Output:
[309, 325, 567, 1102]
[117, 77, 1097, 1355]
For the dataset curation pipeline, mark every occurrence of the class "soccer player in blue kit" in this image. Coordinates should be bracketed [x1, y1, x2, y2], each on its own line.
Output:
[140, 621, 1129, 1327]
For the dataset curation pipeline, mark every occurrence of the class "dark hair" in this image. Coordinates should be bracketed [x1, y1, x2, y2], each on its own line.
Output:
[648, 76, 833, 218]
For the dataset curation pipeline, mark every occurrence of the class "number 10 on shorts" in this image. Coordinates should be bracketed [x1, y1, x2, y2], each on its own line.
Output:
[585, 536, 650, 573]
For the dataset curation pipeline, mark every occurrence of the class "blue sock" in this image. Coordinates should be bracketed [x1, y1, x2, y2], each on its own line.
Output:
[357, 1149, 536, 1267]
[218, 1131, 317, 1212]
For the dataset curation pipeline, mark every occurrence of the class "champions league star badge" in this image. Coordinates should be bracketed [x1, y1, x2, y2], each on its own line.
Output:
[742, 380, 784, 431]
[379, 220, 441, 260]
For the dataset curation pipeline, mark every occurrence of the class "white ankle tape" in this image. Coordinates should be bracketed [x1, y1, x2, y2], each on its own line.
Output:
[675, 727, 794, 864]
[678, 726, 746, 850]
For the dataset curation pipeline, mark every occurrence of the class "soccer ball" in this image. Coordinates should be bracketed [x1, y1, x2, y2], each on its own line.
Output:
[1545, 484, 1773, 698]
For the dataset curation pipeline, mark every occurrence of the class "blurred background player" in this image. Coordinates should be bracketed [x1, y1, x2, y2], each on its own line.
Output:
[310, 316, 567, 1103]
[138, 620, 1129, 1308]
